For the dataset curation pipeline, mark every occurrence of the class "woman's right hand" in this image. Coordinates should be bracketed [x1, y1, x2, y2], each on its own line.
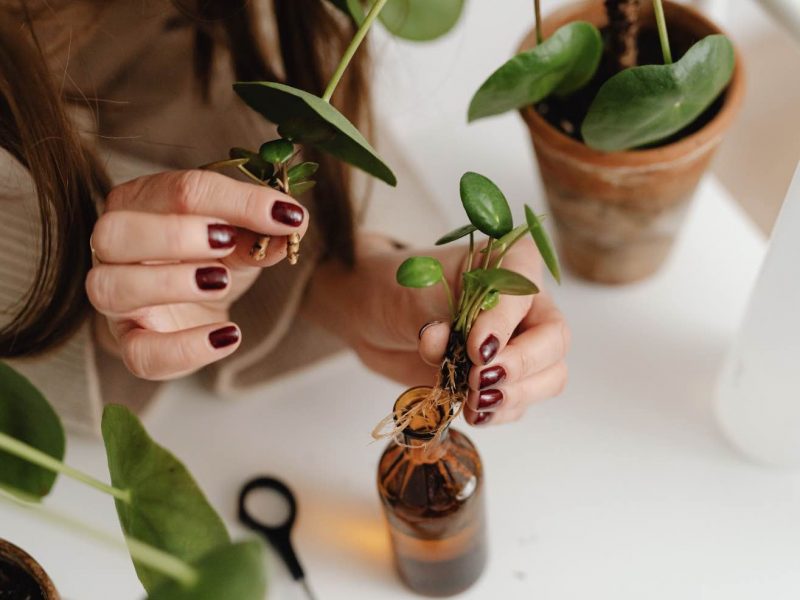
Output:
[87, 169, 308, 380]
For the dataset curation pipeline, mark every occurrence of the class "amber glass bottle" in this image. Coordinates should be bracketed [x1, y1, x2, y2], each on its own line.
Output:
[377, 387, 487, 597]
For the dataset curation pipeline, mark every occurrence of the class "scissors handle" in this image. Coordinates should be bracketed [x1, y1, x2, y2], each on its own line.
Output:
[238, 476, 305, 581]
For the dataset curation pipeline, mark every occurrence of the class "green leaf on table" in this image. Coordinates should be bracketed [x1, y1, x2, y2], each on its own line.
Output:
[229, 148, 274, 181]
[102, 405, 230, 593]
[233, 82, 396, 186]
[435, 224, 477, 246]
[288, 180, 317, 196]
[0, 363, 64, 500]
[460, 172, 513, 238]
[258, 139, 295, 166]
[468, 21, 602, 122]
[525, 205, 561, 284]
[481, 290, 500, 311]
[396, 257, 444, 288]
[379, 0, 464, 41]
[582, 35, 735, 151]
[466, 268, 539, 295]
[147, 541, 266, 600]
[288, 162, 319, 184]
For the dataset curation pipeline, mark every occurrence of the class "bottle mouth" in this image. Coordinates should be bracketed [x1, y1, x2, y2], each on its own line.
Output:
[393, 386, 448, 440]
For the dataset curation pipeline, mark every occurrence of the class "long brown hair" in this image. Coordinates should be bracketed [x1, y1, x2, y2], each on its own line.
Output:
[0, 0, 368, 358]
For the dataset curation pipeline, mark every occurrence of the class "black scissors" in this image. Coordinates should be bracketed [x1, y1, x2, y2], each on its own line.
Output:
[238, 476, 317, 600]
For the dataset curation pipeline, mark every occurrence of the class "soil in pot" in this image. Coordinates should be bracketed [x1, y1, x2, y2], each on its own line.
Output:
[0, 556, 46, 600]
[536, 22, 724, 146]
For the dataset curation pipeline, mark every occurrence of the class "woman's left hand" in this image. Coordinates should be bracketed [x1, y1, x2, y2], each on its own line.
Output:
[305, 234, 570, 427]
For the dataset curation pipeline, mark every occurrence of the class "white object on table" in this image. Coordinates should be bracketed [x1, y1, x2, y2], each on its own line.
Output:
[716, 162, 800, 465]
[3, 175, 791, 600]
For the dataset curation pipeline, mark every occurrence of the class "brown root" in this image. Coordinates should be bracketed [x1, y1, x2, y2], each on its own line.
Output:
[605, 0, 642, 70]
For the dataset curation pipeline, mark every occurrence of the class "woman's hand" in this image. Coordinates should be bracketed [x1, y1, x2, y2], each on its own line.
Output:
[87, 170, 308, 380]
[305, 234, 570, 427]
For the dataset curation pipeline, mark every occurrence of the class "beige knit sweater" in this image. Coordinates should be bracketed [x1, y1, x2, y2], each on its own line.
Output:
[0, 2, 445, 435]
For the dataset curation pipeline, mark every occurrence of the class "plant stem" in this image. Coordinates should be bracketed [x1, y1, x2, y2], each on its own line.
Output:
[534, 0, 543, 45]
[467, 232, 475, 272]
[652, 0, 673, 64]
[440, 277, 455, 320]
[482, 239, 494, 270]
[492, 227, 530, 267]
[322, 0, 389, 103]
[0, 432, 131, 503]
[0, 492, 198, 587]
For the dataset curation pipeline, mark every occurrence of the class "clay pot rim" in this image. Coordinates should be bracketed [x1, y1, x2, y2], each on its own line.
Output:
[0, 538, 59, 599]
[518, 0, 746, 169]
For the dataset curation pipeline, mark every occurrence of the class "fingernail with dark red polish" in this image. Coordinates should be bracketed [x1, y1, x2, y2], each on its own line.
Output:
[479, 334, 500, 364]
[479, 365, 506, 390]
[473, 411, 493, 426]
[478, 389, 503, 411]
[209, 325, 239, 349]
[208, 224, 237, 249]
[418, 320, 442, 340]
[272, 201, 304, 227]
[196, 267, 229, 291]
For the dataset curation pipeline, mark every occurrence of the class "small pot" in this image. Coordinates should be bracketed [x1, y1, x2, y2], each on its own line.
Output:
[519, 0, 745, 284]
[0, 539, 59, 600]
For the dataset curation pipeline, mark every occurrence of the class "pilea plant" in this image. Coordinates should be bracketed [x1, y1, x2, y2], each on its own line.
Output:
[468, 0, 735, 152]
[204, 0, 465, 263]
[0, 362, 266, 599]
[378, 172, 560, 439]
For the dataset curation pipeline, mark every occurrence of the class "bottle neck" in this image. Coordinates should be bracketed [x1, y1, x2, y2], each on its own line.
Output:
[401, 428, 450, 463]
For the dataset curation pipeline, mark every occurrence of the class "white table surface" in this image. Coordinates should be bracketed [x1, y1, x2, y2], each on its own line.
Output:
[5, 175, 797, 600]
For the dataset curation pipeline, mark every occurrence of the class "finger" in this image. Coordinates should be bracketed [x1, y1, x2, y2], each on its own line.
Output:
[119, 322, 241, 381]
[223, 230, 292, 270]
[87, 263, 230, 316]
[465, 361, 568, 425]
[467, 316, 569, 391]
[466, 293, 532, 366]
[92, 211, 237, 264]
[106, 170, 309, 238]
[418, 321, 450, 366]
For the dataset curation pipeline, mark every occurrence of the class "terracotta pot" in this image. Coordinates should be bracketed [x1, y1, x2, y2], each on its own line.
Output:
[0, 539, 60, 600]
[519, 0, 745, 284]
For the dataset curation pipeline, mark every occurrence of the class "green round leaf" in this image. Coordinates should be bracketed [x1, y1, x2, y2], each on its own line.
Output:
[459, 172, 513, 238]
[396, 257, 444, 288]
[258, 139, 295, 165]
[0, 363, 64, 500]
[582, 35, 735, 151]
[468, 21, 602, 122]
[229, 148, 273, 181]
[147, 541, 267, 600]
[288, 161, 319, 184]
[468, 268, 539, 295]
[234, 82, 397, 186]
[379, 0, 464, 41]
[288, 180, 316, 196]
[102, 405, 230, 593]
[525, 205, 561, 284]
[435, 224, 477, 246]
[481, 290, 500, 311]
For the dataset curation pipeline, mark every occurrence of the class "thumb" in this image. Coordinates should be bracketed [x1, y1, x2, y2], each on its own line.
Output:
[419, 320, 450, 366]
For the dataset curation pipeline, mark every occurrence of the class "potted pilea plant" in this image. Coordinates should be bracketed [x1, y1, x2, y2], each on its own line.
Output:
[0, 362, 266, 599]
[468, 0, 744, 284]
[374, 172, 561, 595]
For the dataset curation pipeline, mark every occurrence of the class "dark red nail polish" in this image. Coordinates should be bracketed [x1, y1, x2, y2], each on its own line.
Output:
[479, 334, 500, 364]
[209, 325, 239, 349]
[196, 267, 229, 291]
[208, 224, 237, 249]
[418, 320, 442, 340]
[272, 201, 304, 227]
[478, 389, 503, 411]
[479, 365, 506, 390]
[473, 411, 493, 426]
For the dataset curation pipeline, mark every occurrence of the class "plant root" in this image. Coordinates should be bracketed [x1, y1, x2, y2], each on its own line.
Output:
[250, 236, 270, 261]
[605, 0, 641, 70]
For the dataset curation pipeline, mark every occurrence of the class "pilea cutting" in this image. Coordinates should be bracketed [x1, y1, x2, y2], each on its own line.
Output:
[0, 362, 266, 599]
[376, 172, 561, 440]
[204, 0, 466, 264]
[468, 0, 735, 152]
